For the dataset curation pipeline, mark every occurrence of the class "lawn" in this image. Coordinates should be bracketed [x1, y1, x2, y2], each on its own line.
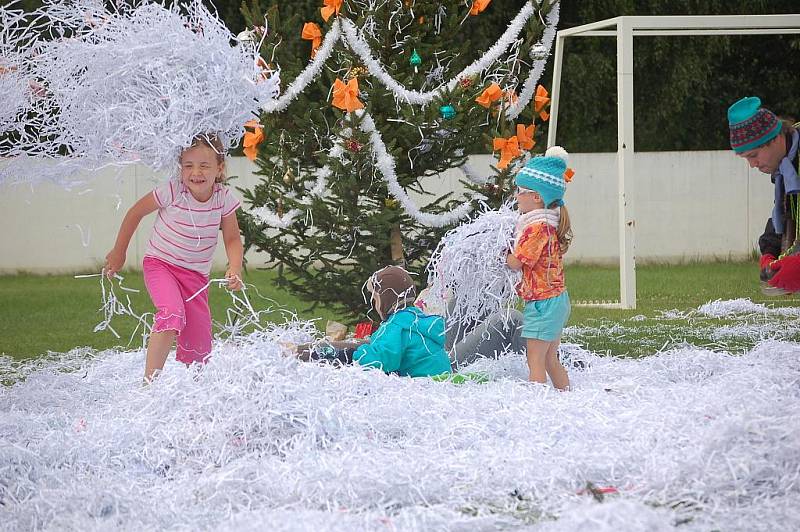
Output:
[3, 261, 799, 531]
[2, 260, 797, 360]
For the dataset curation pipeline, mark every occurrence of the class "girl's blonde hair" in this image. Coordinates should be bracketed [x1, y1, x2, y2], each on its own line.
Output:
[182, 133, 227, 183]
[549, 201, 573, 254]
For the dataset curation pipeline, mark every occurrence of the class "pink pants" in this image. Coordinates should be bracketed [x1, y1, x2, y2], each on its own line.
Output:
[143, 256, 212, 365]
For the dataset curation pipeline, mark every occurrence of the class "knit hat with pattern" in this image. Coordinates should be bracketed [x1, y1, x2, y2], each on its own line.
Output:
[514, 146, 568, 207]
[728, 96, 781, 153]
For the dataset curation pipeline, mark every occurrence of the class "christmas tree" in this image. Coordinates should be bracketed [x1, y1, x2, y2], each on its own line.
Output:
[238, 0, 559, 320]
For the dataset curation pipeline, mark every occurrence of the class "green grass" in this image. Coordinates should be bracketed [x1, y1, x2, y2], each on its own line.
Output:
[1, 261, 798, 360]
[564, 261, 800, 356]
[0, 269, 343, 360]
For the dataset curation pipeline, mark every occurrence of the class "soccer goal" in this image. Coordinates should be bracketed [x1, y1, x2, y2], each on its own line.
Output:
[547, 14, 800, 309]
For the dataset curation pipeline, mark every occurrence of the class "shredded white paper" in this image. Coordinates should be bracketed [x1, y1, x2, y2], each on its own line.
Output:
[0, 0, 279, 186]
[2, 299, 800, 530]
[426, 202, 521, 336]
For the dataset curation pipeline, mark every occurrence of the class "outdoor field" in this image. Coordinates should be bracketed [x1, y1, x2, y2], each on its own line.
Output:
[3, 262, 799, 530]
[2, 0, 799, 529]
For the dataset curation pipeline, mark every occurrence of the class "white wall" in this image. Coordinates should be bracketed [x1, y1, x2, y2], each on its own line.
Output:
[0, 151, 772, 273]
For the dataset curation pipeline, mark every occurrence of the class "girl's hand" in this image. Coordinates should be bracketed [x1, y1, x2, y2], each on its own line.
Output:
[225, 268, 243, 290]
[104, 248, 126, 277]
[506, 251, 523, 271]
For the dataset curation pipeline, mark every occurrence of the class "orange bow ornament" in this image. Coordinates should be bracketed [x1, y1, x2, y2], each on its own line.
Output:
[332, 77, 365, 113]
[534, 84, 550, 120]
[516, 123, 536, 151]
[321, 0, 343, 22]
[475, 82, 503, 108]
[564, 168, 575, 183]
[493, 135, 521, 169]
[470, 0, 492, 15]
[301, 22, 322, 58]
[243, 120, 265, 161]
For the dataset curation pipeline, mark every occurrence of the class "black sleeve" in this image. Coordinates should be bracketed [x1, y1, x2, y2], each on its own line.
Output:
[758, 218, 782, 257]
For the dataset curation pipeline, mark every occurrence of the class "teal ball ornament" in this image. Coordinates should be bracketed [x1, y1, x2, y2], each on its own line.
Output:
[410, 49, 422, 67]
[439, 105, 456, 120]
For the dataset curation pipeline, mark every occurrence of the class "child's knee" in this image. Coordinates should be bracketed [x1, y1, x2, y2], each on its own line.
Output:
[152, 304, 186, 333]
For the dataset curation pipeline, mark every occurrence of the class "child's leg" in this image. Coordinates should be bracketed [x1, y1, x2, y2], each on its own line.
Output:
[545, 337, 570, 390]
[143, 257, 186, 381]
[525, 338, 550, 383]
[144, 330, 177, 383]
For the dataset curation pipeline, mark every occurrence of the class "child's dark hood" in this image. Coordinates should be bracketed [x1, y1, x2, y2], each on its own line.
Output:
[370, 266, 417, 319]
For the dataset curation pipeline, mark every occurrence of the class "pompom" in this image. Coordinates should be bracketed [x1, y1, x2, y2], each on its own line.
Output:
[545, 145, 569, 165]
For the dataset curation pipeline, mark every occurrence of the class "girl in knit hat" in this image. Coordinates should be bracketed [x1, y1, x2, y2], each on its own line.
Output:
[506, 146, 573, 390]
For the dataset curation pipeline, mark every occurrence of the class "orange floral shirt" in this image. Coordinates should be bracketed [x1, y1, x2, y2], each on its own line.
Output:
[514, 222, 565, 301]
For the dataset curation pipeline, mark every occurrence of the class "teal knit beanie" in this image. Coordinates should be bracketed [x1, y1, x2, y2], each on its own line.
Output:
[728, 96, 781, 153]
[514, 146, 568, 207]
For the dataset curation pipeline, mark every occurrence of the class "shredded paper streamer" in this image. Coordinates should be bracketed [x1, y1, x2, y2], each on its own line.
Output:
[0, 0, 279, 186]
[426, 202, 521, 336]
[2, 304, 799, 530]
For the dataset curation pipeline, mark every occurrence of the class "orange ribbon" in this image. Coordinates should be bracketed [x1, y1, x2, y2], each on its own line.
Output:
[516, 123, 535, 151]
[475, 82, 503, 108]
[470, 0, 492, 15]
[493, 135, 521, 169]
[301, 22, 322, 58]
[243, 120, 265, 161]
[321, 0, 343, 22]
[332, 77, 364, 113]
[534, 84, 550, 120]
[564, 168, 575, 183]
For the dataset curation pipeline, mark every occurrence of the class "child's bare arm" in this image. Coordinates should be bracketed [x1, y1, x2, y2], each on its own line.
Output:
[105, 193, 159, 276]
[221, 212, 244, 290]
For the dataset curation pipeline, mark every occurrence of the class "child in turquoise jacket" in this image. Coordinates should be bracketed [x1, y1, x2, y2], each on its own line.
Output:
[353, 266, 451, 378]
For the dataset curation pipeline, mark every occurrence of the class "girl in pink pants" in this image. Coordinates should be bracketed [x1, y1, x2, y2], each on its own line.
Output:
[105, 134, 244, 382]
[143, 256, 212, 365]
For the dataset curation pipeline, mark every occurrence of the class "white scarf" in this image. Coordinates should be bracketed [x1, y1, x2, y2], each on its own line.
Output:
[514, 208, 560, 246]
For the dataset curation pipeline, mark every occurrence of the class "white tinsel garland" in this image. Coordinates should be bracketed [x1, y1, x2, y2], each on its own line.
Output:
[340, 2, 547, 108]
[1, 0, 279, 185]
[261, 20, 341, 114]
[357, 110, 484, 227]
[260, 1, 557, 115]
[426, 201, 521, 334]
[249, 206, 302, 229]
[254, 1, 557, 228]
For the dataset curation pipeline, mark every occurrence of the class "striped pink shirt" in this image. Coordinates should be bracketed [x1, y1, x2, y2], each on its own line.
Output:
[144, 179, 240, 275]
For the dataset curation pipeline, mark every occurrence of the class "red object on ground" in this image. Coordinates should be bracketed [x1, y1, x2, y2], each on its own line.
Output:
[769, 254, 800, 292]
[760, 254, 776, 270]
[354, 321, 377, 339]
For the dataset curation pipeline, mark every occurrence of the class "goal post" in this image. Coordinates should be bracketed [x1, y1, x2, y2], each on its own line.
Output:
[547, 14, 800, 309]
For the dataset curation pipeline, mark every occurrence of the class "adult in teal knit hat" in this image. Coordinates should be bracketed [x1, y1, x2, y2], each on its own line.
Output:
[728, 96, 781, 154]
[514, 146, 568, 207]
[728, 96, 800, 295]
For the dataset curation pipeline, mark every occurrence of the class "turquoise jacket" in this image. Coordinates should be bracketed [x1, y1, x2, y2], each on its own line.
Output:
[353, 307, 451, 377]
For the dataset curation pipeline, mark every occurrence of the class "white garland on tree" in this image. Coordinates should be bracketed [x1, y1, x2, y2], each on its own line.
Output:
[357, 110, 484, 228]
[253, 1, 559, 227]
[426, 201, 521, 333]
[1, 0, 280, 186]
[261, 1, 557, 115]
